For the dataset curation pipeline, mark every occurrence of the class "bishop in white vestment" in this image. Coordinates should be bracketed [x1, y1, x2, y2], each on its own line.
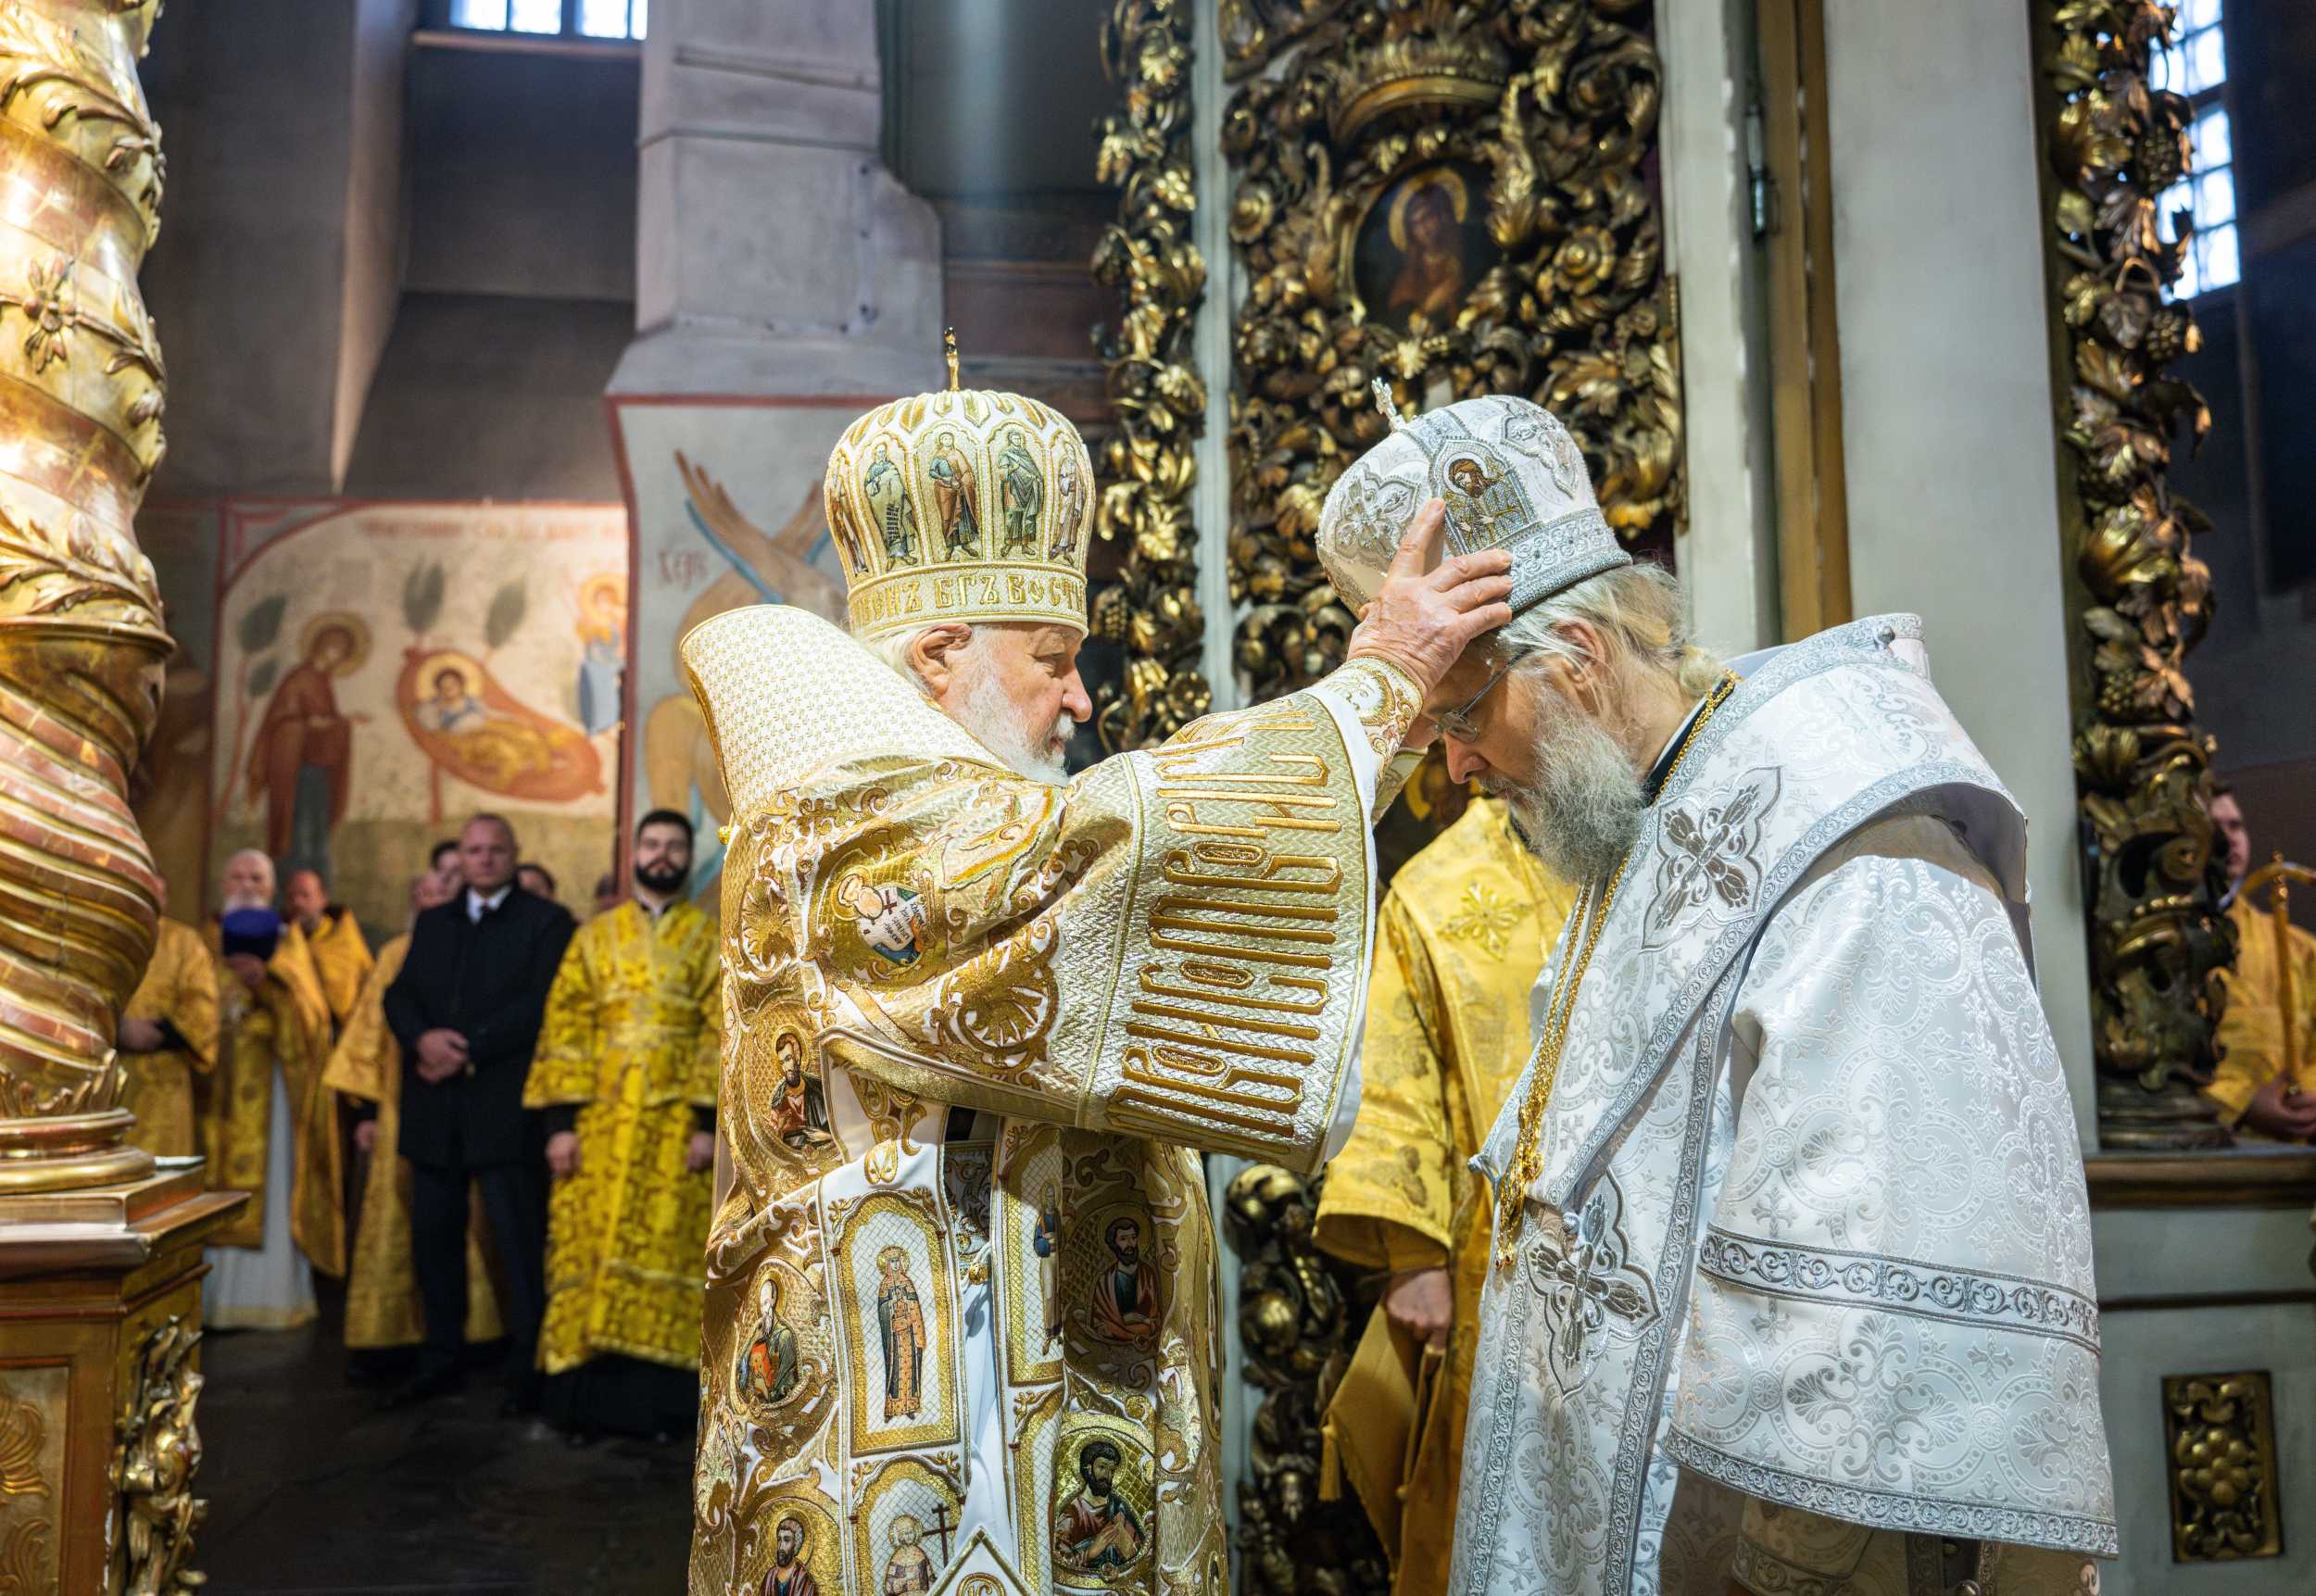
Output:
[1316, 389, 2116, 1596]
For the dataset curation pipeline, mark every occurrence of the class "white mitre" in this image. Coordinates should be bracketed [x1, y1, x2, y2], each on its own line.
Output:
[1316, 384, 1629, 618]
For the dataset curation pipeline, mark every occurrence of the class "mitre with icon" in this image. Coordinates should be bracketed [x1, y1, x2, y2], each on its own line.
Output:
[822, 333, 1096, 643]
[1316, 384, 1628, 621]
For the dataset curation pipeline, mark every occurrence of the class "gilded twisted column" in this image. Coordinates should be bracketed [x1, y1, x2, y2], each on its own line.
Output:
[0, 0, 170, 1191]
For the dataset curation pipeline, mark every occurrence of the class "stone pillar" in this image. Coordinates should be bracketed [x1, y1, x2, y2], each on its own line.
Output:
[1819, 0, 2096, 1132]
[613, 0, 942, 397]
[1660, 0, 1780, 658]
[610, 0, 944, 899]
[1823, 7, 2310, 1590]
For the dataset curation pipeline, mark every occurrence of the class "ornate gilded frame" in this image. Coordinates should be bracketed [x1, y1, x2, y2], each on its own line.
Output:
[1222, 0, 1680, 704]
[1089, 0, 1212, 753]
[2035, 0, 2234, 1149]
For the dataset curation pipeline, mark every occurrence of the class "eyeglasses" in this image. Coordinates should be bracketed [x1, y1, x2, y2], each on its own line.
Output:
[1434, 647, 1534, 741]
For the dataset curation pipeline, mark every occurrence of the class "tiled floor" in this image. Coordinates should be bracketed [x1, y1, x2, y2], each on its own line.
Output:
[194, 1310, 691, 1593]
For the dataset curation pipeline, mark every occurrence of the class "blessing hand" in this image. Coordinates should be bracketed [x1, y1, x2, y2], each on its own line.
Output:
[1345, 498, 1515, 697]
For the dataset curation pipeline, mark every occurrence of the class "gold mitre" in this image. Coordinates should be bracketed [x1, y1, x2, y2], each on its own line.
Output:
[824, 333, 1094, 643]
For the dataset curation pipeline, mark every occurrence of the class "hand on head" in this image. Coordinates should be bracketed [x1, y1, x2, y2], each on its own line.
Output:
[1343, 498, 1514, 698]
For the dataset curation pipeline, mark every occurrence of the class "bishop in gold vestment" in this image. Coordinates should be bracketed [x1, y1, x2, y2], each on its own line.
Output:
[119, 911, 220, 1159]
[327, 875, 504, 1351]
[1315, 797, 1573, 1594]
[527, 809, 721, 1439]
[685, 375, 1504, 1595]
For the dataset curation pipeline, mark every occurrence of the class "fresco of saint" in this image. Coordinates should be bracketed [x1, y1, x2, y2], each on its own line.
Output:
[245, 614, 365, 878]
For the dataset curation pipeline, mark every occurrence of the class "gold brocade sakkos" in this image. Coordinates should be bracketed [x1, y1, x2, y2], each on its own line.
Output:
[324, 933, 502, 1350]
[197, 922, 344, 1273]
[304, 907, 374, 1031]
[525, 899, 721, 1376]
[1314, 798, 1573, 1596]
[119, 918, 220, 1160]
[683, 604, 1416, 1596]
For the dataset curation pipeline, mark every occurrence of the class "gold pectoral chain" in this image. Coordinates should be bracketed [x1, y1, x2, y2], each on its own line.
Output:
[1492, 672, 1739, 1271]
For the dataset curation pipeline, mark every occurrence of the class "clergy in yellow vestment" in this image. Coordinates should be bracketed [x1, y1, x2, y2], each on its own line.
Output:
[683, 376, 1503, 1593]
[199, 851, 346, 1330]
[327, 873, 504, 1352]
[119, 897, 220, 1160]
[527, 809, 720, 1440]
[287, 865, 374, 1031]
[1314, 797, 1574, 1595]
[2207, 892, 2316, 1136]
[2204, 787, 2316, 1140]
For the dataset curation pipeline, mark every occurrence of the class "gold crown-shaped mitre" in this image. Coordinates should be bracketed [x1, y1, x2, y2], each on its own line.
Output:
[824, 382, 1095, 643]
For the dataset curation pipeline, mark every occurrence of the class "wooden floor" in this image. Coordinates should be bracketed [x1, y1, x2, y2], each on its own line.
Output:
[194, 1305, 692, 1594]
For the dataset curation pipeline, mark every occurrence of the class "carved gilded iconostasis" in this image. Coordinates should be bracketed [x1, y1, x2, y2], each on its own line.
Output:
[1084, 1, 1688, 1586]
[1086, 1, 2303, 1590]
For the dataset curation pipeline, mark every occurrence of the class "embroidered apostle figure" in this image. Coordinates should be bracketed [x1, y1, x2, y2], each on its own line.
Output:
[1051, 1440, 1146, 1576]
[1088, 1217, 1159, 1348]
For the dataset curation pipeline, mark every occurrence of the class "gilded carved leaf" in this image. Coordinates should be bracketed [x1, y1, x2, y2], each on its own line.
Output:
[2043, 0, 2232, 1143]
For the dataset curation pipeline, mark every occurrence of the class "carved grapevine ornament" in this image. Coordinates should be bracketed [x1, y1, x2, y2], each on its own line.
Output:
[1223, 0, 1680, 703]
[2041, 0, 2234, 1147]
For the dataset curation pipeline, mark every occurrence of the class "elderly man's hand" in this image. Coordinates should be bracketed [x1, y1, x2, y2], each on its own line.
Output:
[2243, 1078, 2316, 1142]
[1344, 498, 1514, 696]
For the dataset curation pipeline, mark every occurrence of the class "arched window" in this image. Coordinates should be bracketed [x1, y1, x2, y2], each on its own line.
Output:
[443, 0, 646, 41]
[2154, 0, 2236, 297]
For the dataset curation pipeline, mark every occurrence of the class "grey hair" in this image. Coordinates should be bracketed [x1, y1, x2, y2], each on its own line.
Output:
[1495, 562, 1724, 702]
[861, 624, 974, 691]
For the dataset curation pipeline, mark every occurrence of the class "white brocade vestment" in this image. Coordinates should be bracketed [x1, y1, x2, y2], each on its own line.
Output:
[1454, 616, 2116, 1596]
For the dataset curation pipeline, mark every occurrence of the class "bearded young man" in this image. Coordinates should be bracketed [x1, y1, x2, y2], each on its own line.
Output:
[1316, 390, 2114, 1596]
[526, 808, 720, 1444]
[681, 372, 1506, 1592]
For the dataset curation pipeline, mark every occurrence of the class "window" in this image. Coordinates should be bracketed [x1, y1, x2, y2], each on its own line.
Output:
[446, 0, 646, 40]
[2152, 0, 2235, 297]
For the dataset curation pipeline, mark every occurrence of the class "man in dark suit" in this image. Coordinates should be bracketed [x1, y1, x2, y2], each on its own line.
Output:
[380, 811, 575, 1412]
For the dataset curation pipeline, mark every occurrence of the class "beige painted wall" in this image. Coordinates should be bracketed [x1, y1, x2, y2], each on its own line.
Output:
[1820, 0, 2098, 1141]
[1659, 0, 1778, 660]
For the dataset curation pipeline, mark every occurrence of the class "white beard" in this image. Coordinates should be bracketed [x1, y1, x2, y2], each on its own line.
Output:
[1497, 685, 1643, 886]
[220, 889, 272, 913]
[953, 663, 1071, 785]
